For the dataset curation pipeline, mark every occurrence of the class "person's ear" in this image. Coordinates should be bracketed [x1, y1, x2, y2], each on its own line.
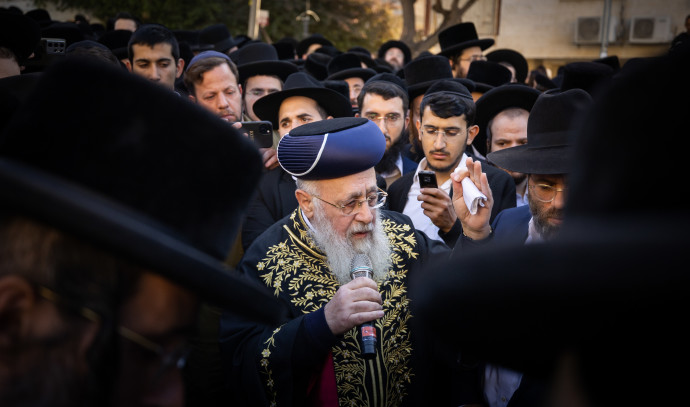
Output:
[188, 94, 196, 104]
[466, 124, 480, 145]
[416, 118, 422, 141]
[124, 59, 132, 72]
[0, 275, 36, 348]
[176, 58, 184, 79]
[295, 189, 315, 218]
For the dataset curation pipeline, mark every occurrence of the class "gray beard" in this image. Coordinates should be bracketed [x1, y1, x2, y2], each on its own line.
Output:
[308, 202, 392, 286]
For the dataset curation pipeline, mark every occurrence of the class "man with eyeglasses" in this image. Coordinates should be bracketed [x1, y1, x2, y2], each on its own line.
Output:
[0, 57, 281, 407]
[436, 22, 494, 79]
[357, 75, 418, 188]
[387, 79, 516, 246]
[455, 88, 593, 407]
[220, 117, 455, 407]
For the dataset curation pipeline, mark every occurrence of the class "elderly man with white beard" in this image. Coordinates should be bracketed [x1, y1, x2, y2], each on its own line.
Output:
[219, 117, 480, 406]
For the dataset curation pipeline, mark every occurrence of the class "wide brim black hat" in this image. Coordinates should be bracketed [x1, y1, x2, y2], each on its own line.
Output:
[0, 57, 283, 324]
[326, 52, 377, 81]
[303, 52, 331, 81]
[0, 10, 42, 61]
[199, 23, 241, 53]
[559, 61, 614, 96]
[97, 29, 132, 60]
[236, 42, 299, 83]
[377, 40, 412, 65]
[295, 33, 333, 58]
[437, 22, 494, 57]
[474, 83, 541, 157]
[486, 48, 529, 83]
[403, 54, 454, 100]
[253, 71, 352, 128]
[466, 60, 512, 90]
[487, 88, 592, 174]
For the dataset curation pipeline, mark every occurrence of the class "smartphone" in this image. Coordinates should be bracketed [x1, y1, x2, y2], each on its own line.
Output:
[418, 170, 438, 189]
[240, 121, 273, 149]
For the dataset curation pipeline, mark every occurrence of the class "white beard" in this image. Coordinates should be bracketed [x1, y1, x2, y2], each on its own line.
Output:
[309, 202, 392, 286]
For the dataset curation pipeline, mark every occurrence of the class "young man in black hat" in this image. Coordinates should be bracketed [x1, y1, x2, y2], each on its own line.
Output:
[437, 21, 495, 79]
[126, 23, 184, 92]
[220, 117, 453, 407]
[0, 57, 280, 407]
[377, 39, 412, 72]
[474, 83, 541, 206]
[387, 79, 515, 245]
[448, 88, 592, 407]
[240, 71, 353, 251]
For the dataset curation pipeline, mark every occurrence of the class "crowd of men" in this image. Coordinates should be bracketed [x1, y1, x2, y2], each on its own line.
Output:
[1, 6, 690, 407]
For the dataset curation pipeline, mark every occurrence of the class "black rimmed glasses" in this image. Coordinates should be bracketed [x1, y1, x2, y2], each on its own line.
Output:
[528, 184, 566, 203]
[312, 188, 387, 216]
[37, 285, 190, 384]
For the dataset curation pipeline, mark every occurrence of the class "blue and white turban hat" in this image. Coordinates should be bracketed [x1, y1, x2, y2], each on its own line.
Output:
[277, 117, 386, 180]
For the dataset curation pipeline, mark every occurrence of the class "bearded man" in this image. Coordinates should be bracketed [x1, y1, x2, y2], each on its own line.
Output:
[219, 117, 454, 406]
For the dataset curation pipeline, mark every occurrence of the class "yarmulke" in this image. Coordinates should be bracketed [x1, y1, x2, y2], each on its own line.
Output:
[278, 117, 385, 180]
[187, 50, 232, 71]
[425, 78, 474, 101]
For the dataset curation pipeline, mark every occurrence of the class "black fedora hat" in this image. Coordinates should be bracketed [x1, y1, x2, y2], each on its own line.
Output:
[403, 54, 454, 100]
[295, 33, 333, 58]
[486, 88, 592, 174]
[252, 71, 352, 128]
[0, 10, 41, 61]
[466, 60, 512, 94]
[437, 22, 494, 58]
[486, 48, 529, 83]
[173, 29, 212, 53]
[377, 40, 412, 65]
[304, 51, 331, 80]
[273, 41, 296, 60]
[25, 8, 53, 28]
[559, 61, 614, 96]
[474, 83, 541, 157]
[322, 79, 350, 100]
[97, 29, 132, 60]
[236, 42, 299, 83]
[326, 52, 377, 81]
[0, 57, 283, 323]
[199, 23, 241, 54]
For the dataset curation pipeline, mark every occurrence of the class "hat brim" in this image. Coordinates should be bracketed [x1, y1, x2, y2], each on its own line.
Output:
[0, 158, 284, 325]
[486, 142, 573, 174]
[253, 87, 352, 128]
[437, 38, 495, 57]
[486, 49, 529, 84]
[326, 67, 377, 81]
[474, 84, 540, 157]
[237, 60, 299, 83]
[408, 80, 439, 101]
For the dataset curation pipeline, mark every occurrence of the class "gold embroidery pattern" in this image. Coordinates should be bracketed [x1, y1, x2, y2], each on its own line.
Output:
[258, 211, 419, 406]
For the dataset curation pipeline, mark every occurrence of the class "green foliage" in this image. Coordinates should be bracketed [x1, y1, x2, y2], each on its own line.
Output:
[34, 0, 401, 52]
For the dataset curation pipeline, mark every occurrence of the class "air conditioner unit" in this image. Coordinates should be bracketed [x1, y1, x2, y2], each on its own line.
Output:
[574, 16, 620, 45]
[629, 16, 674, 44]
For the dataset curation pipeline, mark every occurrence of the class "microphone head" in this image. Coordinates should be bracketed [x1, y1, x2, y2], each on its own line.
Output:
[350, 253, 373, 280]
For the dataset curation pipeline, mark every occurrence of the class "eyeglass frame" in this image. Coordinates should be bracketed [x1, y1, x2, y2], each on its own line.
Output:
[420, 125, 466, 140]
[364, 112, 405, 126]
[36, 285, 190, 383]
[527, 183, 566, 203]
[311, 188, 387, 216]
[458, 55, 487, 63]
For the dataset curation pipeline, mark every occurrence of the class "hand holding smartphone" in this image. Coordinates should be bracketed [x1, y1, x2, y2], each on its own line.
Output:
[239, 121, 273, 149]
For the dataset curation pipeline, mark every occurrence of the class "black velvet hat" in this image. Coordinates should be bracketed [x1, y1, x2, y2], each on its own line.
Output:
[0, 57, 282, 323]
[403, 54, 454, 101]
[365, 72, 408, 93]
[272, 41, 296, 60]
[466, 60, 512, 94]
[487, 88, 592, 174]
[474, 83, 541, 157]
[97, 29, 132, 60]
[252, 71, 352, 128]
[322, 79, 350, 100]
[347, 46, 378, 70]
[486, 48, 529, 83]
[199, 23, 241, 54]
[173, 29, 212, 53]
[377, 40, 412, 65]
[304, 51, 331, 80]
[326, 52, 377, 81]
[236, 42, 299, 83]
[25, 8, 52, 28]
[0, 10, 41, 61]
[295, 33, 333, 58]
[437, 22, 494, 58]
[277, 117, 385, 180]
[559, 61, 614, 96]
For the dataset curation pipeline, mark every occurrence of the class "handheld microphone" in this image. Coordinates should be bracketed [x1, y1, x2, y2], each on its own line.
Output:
[350, 253, 377, 359]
